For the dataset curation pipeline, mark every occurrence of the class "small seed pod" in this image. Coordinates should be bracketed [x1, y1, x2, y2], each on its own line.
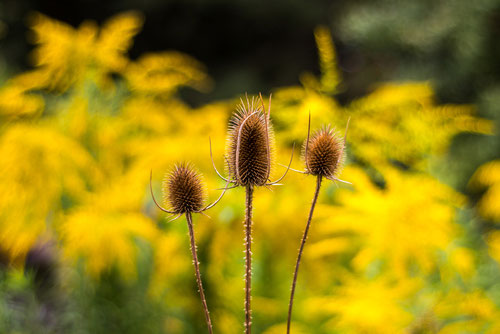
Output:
[163, 163, 206, 214]
[226, 96, 273, 186]
[303, 126, 345, 178]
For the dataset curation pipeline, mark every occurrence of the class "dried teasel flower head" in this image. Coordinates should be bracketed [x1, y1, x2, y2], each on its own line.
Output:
[304, 126, 344, 177]
[303, 115, 350, 181]
[150, 163, 229, 220]
[226, 94, 274, 186]
[163, 163, 206, 214]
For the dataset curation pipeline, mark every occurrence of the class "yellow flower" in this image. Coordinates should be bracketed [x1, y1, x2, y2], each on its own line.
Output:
[0, 82, 44, 119]
[27, 11, 143, 91]
[125, 51, 211, 96]
[316, 167, 464, 278]
[0, 124, 99, 261]
[487, 231, 500, 265]
[470, 160, 500, 222]
[306, 275, 418, 333]
[61, 208, 157, 279]
[347, 83, 492, 168]
[433, 289, 499, 334]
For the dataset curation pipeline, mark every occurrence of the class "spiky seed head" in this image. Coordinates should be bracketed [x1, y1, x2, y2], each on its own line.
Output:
[304, 126, 345, 177]
[226, 96, 273, 186]
[163, 163, 206, 214]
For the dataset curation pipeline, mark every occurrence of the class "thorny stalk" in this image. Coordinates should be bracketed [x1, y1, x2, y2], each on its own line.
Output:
[287, 176, 322, 334]
[244, 184, 254, 334]
[186, 212, 213, 334]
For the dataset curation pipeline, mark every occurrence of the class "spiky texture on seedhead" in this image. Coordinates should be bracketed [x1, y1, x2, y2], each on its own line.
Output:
[304, 126, 345, 177]
[163, 163, 206, 214]
[226, 95, 273, 186]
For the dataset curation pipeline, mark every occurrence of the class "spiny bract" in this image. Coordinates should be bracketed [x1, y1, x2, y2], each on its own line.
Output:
[226, 96, 273, 186]
[304, 126, 344, 177]
[163, 163, 206, 213]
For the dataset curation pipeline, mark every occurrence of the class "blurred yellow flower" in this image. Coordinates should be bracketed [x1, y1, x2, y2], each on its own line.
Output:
[347, 83, 492, 168]
[61, 208, 157, 279]
[470, 160, 500, 222]
[316, 167, 465, 278]
[0, 124, 100, 261]
[306, 275, 418, 333]
[0, 11, 497, 333]
[0, 82, 44, 119]
[27, 11, 143, 90]
[487, 231, 500, 265]
[125, 52, 211, 95]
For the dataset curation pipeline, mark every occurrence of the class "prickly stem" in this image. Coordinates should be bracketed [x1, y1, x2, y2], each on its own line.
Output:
[287, 176, 322, 334]
[244, 184, 254, 334]
[186, 212, 213, 334]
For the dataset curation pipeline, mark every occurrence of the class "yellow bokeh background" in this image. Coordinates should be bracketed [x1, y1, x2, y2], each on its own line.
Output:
[0, 12, 499, 334]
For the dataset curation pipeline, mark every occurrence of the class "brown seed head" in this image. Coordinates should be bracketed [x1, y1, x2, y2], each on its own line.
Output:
[226, 96, 273, 186]
[163, 163, 206, 214]
[304, 126, 345, 177]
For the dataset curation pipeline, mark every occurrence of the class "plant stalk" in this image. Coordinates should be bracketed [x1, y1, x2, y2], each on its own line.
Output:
[186, 212, 213, 334]
[244, 184, 254, 334]
[287, 176, 322, 334]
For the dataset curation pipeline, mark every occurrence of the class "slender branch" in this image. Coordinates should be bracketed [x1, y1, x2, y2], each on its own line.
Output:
[244, 184, 254, 334]
[185, 212, 213, 334]
[287, 176, 322, 334]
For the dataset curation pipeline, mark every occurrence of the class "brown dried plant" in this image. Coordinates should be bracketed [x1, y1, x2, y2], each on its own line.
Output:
[209, 94, 294, 334]
[150, 163, 230, 334]
[286, 114, 350, 334]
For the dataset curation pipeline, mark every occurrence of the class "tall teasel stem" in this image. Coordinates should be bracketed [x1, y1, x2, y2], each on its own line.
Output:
[209, 94, 294, 332]
[286, 115, 350, 333]
[286, 176, 322, 334]
[244, 184, 254, 333]
[150, 164, 231, 334]
[186, 212, 213, 334]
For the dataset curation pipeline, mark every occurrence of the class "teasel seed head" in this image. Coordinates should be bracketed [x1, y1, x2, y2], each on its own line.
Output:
[303, 125, 345, 178]
[226, 95, 274, 186]
[163, 163, 206, 214]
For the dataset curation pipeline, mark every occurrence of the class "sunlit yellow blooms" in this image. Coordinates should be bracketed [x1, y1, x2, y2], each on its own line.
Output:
[272, 33, 491, 171]
[313, 26, 341, 94]
[0, 11, 498, 333]
[347, 83, 492, 167]
[261, 323, 308, 334]
[433, 289, 500, 334]
[0, 124, 99, 260]
[487, 231, 500, 265]
[61, 208, 157, 279]
[0, 82, 44, 119]
[307, 276, 417, 333]
[148, 233, 189, 297]
[125, 52, 211, 95]
[470, 160, 500, 222]
[27, 11, 143, 91]
[448, 247, 475, 281]
[94, 11, 144, 72]
[272, 87, 343, 143]
[317, 167, 464, 277]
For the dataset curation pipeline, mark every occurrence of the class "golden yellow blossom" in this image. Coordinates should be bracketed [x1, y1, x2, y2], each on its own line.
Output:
[316, 167, 464, 278]
[346, 83, 492, 168]
[306, 275, 418, 333]
[125, 52, 211, 95]
[27, 11, 143, 91]
[470, 160, 500, 222]
[0, 124, 99, 261]
[61, 208, 157, 279]
[0, 82, 44, 119]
